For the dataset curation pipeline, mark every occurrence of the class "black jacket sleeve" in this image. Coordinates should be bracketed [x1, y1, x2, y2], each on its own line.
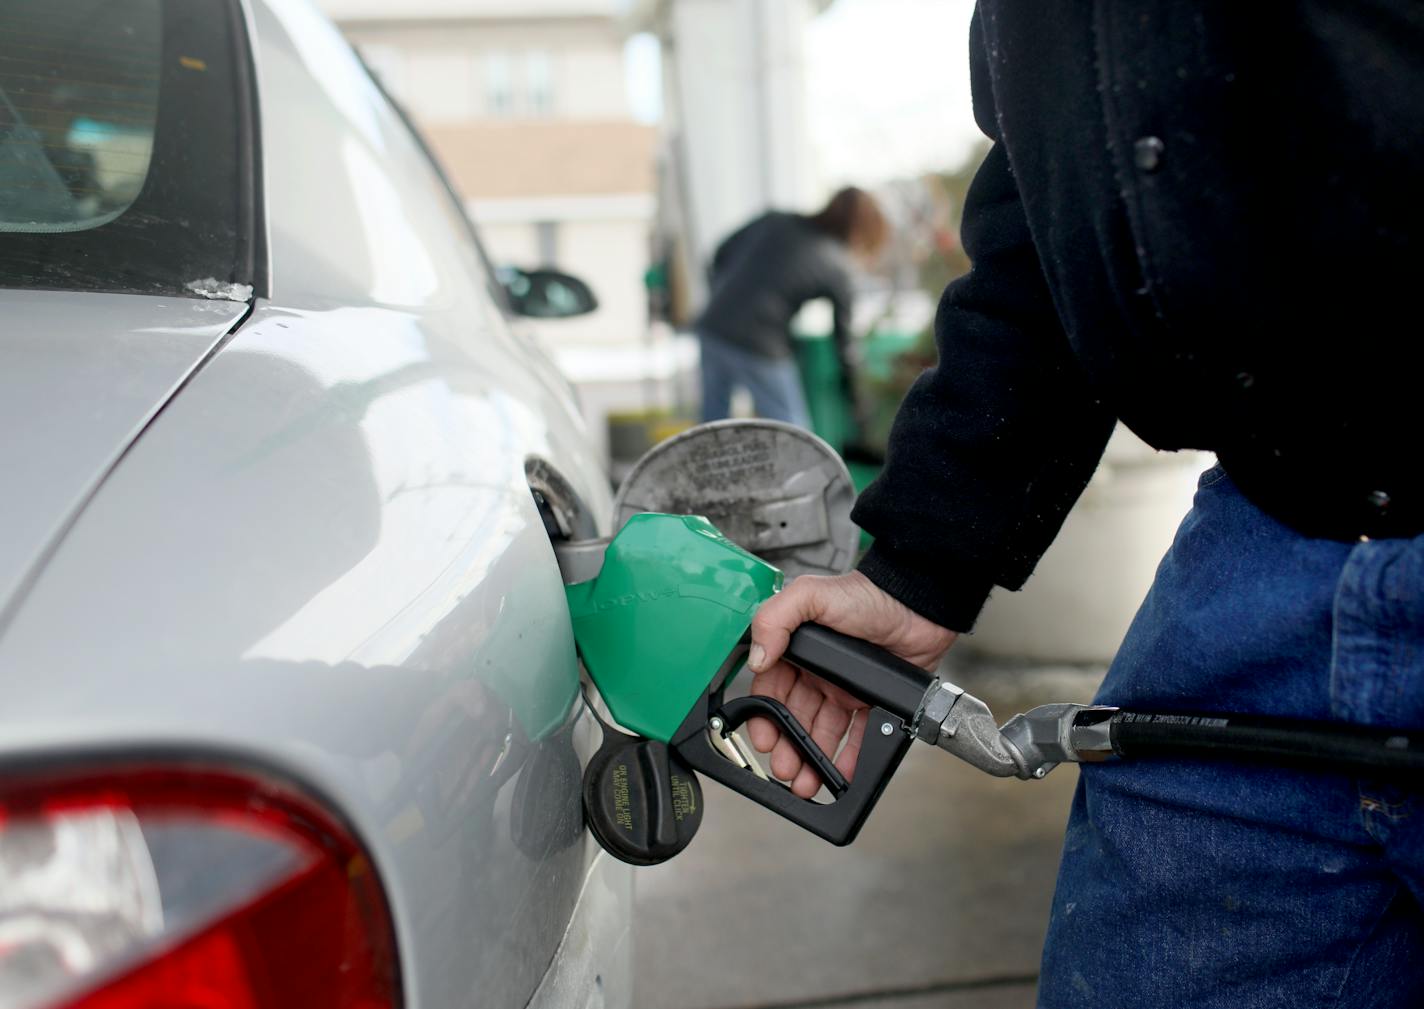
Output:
[851, 10, 1116, 633]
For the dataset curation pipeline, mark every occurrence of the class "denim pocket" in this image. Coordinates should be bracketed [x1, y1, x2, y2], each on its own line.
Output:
[1197, 460, 1229, 489]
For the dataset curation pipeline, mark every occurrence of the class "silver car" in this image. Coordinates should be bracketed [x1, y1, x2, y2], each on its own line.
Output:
[0, 1, 631, 1006]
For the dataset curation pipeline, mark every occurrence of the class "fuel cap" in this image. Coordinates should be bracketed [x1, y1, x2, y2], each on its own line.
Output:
[613, 419, 858, 578]
[582, 729, 703, 866]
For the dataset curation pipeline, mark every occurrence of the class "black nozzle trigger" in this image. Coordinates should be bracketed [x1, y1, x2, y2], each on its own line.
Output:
[670, 633, 914, 847]
[714, 694, 849, 797]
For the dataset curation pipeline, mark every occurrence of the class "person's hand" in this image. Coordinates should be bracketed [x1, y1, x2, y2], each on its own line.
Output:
[746, 571, 957, 797]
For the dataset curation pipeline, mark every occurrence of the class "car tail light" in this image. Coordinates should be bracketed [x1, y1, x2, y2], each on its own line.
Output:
[0, 763, 400, 1009]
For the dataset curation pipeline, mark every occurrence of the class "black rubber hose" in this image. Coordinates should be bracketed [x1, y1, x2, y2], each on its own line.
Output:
[1110, 711, 1424, 778]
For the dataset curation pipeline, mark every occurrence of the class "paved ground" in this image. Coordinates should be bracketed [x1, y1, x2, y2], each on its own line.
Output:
[632, 656, 1105, 1009]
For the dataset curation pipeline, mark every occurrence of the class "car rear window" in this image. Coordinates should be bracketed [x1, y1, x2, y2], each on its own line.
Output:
[0, 0, 261, 299]
[0, 0, 161, 234]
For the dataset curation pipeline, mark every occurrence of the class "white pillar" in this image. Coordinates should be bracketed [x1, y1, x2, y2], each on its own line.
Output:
[659, 0, 820, 296]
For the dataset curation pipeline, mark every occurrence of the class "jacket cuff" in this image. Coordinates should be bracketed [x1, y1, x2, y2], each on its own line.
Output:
[856, 540, 995, 634]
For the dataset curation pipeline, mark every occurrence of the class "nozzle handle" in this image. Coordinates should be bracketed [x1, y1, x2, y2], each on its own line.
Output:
[670, 637, 914, 846]
[785, 623, 938, 721]
[674, 704, 912, 847]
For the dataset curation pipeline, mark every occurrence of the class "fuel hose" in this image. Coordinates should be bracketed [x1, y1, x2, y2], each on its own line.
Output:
[1108, 711, 1424, 778]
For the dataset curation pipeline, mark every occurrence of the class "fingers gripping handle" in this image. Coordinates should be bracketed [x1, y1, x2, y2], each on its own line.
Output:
[715, 694, 850, 797]
[784, 623, 939, 721]
[669, 635, 914, 846]
[673, 705, 912, 846]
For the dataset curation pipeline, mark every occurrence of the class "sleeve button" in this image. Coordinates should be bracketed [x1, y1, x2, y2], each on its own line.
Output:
[1133, 136, 1165, 172]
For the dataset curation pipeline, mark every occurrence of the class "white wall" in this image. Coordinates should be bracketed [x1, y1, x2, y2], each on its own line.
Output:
[478, 219, 541, 263]
[406, 49, 476, 121]
[557, 217, 650, 342]
[558, 46, 628, 118]
[329, 10, 653, 349]
[337, 19, 632, 121]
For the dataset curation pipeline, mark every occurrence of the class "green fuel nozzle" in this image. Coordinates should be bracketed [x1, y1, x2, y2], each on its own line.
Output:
[565, 513, 782, 743]
[552, 421, 940, 866]
[564, 511, 932, 865]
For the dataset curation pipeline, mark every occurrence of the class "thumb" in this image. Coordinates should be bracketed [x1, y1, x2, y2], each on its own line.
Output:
[748, 576, 832, 672]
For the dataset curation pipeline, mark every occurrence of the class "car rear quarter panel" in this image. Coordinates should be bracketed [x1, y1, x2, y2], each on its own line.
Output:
[0, 300, 620, 1008]
[0, 0, 627, 1005]
[0, 291, 248, 615]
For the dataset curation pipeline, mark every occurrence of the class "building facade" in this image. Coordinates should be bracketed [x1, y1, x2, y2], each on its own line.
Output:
[317, 0, 656, 348]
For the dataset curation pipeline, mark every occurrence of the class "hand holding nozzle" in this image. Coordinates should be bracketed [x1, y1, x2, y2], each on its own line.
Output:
[751, 576, 1424, 787]
[772, 623, 1111, 781]
[746, 571, 957, 797]
[748, 573, 1118, 785]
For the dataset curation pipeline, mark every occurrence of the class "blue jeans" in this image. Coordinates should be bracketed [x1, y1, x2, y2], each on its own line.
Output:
[698, 333, 811, 427]
[1040, 465, 1424, 1008]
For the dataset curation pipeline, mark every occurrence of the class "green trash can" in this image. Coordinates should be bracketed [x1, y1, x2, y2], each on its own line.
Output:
[791, 328, 918, 462]
[793, 328, 922, 539]
[791, 331, 853, 454]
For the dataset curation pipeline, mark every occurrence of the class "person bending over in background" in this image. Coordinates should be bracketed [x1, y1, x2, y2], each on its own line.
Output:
[746, 4, 1424, 1007]
[696, 186, 887, 426]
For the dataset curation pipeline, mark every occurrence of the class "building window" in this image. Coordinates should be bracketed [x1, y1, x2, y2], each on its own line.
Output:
[485, 51, 513, 116]
[526, 50, 553, 117]
[536, 220, 559, 265]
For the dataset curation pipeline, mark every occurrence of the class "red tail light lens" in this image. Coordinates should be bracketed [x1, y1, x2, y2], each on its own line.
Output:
[0, 763, 400, 1009]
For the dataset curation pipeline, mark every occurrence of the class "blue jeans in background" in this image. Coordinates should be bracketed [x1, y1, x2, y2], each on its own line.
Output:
[1039, 464, 1424, 1008]
[697, 332, 811, 427]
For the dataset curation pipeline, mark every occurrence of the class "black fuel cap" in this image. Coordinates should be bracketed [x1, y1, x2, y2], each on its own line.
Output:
[583, 732, 703, 866]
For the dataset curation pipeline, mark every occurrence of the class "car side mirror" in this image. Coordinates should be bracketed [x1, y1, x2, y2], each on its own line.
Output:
[498, 266, 598, 319]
